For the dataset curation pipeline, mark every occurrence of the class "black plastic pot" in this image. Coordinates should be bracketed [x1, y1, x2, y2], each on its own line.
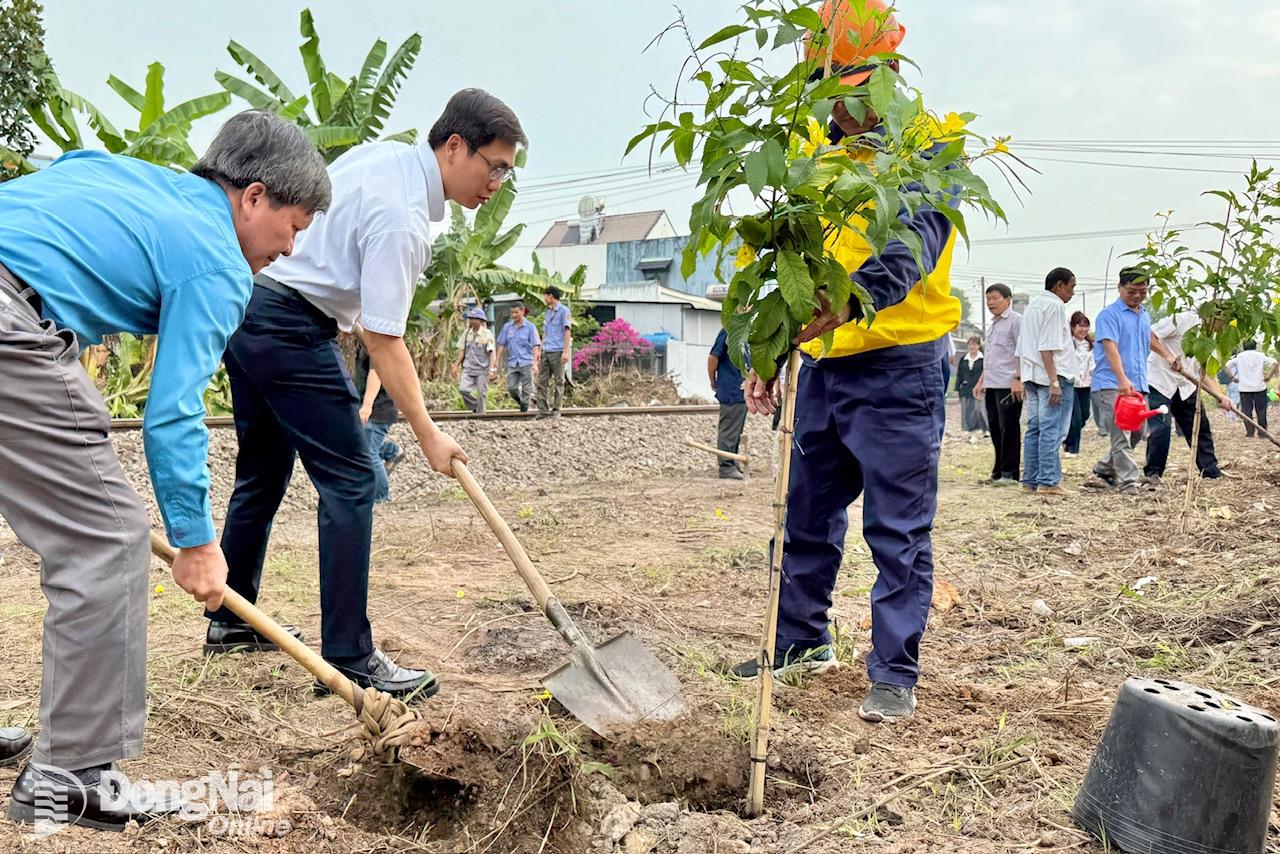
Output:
[1074, 677, 1278, 853]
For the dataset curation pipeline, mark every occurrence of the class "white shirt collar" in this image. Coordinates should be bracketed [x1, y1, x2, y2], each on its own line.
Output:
[416, 145, 446, 222]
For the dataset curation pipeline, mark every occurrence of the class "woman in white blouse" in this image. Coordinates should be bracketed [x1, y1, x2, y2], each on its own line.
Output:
[1063, 311, 1095, 455]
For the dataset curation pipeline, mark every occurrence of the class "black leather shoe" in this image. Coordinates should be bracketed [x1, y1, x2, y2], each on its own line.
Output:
[0, 727, 32, 767]
[204, 620, 302, 655]
[7, 762, 184, 832]
[314, 648, 439, 701]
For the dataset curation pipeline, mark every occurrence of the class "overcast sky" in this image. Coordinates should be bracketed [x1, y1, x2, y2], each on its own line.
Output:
[39, 1, 1280, 317]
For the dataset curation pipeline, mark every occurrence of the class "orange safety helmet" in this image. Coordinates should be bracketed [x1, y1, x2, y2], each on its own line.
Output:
[806, 0, 906, 86]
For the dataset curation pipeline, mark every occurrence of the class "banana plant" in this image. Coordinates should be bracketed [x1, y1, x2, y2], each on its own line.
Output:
[216, 8, 421, 162]
[26, 63, 229, 169]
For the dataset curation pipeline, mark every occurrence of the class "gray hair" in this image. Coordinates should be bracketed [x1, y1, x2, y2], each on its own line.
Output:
[192, 110, 331, 214]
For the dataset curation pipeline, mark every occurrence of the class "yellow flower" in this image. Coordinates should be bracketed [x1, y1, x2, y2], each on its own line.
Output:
[456, 589, 466, 598]
[714, 508, 728, 520]
[1230, 319, 1238, 327]
[536, 690, 553, 702]
[939, 112, 967, 137]
[991, 137, 1011, 154]
[154, 584, 165, 594]
[734, 243, 757, 270]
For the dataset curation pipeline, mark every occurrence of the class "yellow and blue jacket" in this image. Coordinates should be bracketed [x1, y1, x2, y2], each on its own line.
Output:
[799, 128, 961, 368]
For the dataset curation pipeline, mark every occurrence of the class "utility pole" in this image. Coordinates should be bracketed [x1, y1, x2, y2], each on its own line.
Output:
[980, 276, 987, 337]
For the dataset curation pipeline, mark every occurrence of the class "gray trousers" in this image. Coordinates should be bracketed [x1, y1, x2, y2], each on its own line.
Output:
[1092, 388, 1141, 487]
[0, 272, 149, 769]
[717, 403, 748, 473]
[459, 369, 489, 413]
[536, 351, 565, 415]
[506, 364, 534, 412]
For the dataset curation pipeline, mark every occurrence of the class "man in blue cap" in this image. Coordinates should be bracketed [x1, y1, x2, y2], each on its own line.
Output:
[458, 306, 497, 413]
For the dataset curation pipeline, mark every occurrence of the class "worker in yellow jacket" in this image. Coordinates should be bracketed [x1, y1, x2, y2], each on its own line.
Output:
[731, 0, 959, 723]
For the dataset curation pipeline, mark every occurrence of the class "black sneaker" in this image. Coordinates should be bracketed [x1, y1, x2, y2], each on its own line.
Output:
[728, 646, 839, 680]
[0, 727, 31, 767]
[858, 683, 917, 722]
[315, 648, 439, 701]
[8, 762, 185, 832]
[205, 620, 303, 655]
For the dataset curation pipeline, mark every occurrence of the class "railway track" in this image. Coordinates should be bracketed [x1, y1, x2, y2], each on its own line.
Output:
[108, 404, 720, 430]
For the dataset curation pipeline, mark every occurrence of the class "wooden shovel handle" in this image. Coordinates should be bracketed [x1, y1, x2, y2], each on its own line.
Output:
[682, 435, 750, 463]
[451, 460, 554, 611]
[148, 532, 361, 711]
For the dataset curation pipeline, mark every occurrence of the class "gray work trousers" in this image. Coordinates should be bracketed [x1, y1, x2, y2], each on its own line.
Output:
[506, 364, 534, 412]
[717, 403, 748, 473]
[459, 369, 490, 413]
[1092, 388, 1142, 488]
[536, 351, 565, 416]
[0, 270, 149, 770]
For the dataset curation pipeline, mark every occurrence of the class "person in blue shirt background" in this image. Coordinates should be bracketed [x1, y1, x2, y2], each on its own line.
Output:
[536, 286, 572, 419]
[0, 110, 329, 832]
[497, 302, 542, 412]
[708, 328, 747, 480]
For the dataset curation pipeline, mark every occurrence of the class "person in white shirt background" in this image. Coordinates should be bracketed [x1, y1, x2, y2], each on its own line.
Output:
[1014, 267, 1075, 495]
[1142, 310, 1232, 483]
[208, 89, 527, 701]
[1227, 340, 1278, 439]
[1062, 311, 1095, 456]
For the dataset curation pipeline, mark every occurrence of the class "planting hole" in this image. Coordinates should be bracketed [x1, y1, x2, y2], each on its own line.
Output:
[1206, 701, 1221, 710]
[1189, 705, 1206, 712]
[1237, 716, 1253, 723]
[1195, 690, 1212, 699]
[1143, 688, 1160, 695]
[1262, 714, 1277, 723]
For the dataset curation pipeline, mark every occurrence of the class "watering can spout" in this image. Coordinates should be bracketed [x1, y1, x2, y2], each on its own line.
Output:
[1113, 392, 1168, 432]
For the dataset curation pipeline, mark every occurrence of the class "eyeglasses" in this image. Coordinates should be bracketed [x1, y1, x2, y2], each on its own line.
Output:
[467, 142, 513, 185]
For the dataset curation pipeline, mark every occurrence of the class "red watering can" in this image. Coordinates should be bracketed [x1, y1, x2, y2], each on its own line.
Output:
[1113, 391, 1168, 431]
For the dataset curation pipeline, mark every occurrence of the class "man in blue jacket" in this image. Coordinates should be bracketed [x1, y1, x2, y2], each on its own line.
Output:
[0, 110, 329, 831]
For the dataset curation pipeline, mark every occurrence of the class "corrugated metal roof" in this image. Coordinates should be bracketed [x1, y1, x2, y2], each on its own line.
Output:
[582, 281, 723, 312]
[535, 210, 667, 248]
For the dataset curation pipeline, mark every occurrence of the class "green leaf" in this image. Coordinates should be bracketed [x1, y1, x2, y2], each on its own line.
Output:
[139, 63, 166, 132]
[105, 75, 146, 115]
[147, 92, 231, 135]
[783, 7, 824, 31]
[744, 149, 767, 197]
[361, 33, 421, 141]
[225, 40, 297, 104]
[215, 71, 283, 111]
[842, 96, 867, 126]
[59, 90, 127, 152]
[867, 66, 895, 119]
[698, 24, 750, 50]
[761, 137, 785, 186]
[303, 125, 360, 149]
[777, 250, 816, 320]
[673, 128, 694, 165]
[298, 10, 332, 120]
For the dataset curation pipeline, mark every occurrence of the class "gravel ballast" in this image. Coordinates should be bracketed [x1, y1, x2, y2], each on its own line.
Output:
[109, 413, 777, 523]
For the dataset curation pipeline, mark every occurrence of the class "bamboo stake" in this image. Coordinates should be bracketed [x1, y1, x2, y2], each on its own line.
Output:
[681, 435, 750, 463]
[747, 350, 802, 817]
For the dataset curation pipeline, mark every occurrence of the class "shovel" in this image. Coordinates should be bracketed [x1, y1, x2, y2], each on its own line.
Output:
[452, 460, 685, 736]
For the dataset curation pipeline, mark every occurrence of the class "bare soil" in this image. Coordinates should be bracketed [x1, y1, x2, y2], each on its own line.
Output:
[2, 405, 1279, 852]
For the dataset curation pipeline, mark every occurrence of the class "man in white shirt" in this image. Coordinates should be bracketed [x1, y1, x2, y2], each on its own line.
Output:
[1227, 340, 1278, 439]
[209, 90, 526, 700]
[1143, 311, 1231, 483]
[974, 283, 1024, 484]
[1014, 267, 1075, 494]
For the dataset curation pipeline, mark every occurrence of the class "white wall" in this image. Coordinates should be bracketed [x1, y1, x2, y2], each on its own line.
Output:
[500, 243, 609, 288]
[668, 340, 714, 401]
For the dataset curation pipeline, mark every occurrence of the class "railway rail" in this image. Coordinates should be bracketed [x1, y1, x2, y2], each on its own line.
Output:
[109, 404, 720, 430]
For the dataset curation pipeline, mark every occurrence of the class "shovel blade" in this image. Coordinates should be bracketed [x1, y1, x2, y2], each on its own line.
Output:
[542, 631, 685, 737]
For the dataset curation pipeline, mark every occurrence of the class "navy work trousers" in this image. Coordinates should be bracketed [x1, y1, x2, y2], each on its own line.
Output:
[777, 353, 945, 687]
[207, 284, 377, 661]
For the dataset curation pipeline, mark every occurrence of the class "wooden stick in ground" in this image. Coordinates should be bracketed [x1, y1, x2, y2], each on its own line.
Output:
[682, 435, 750, 463]
[748, 350, 802, 818]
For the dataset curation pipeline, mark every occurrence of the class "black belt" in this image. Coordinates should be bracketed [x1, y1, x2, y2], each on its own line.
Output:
[0, 263, 41, 314]
[253, 273, 304, 301]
